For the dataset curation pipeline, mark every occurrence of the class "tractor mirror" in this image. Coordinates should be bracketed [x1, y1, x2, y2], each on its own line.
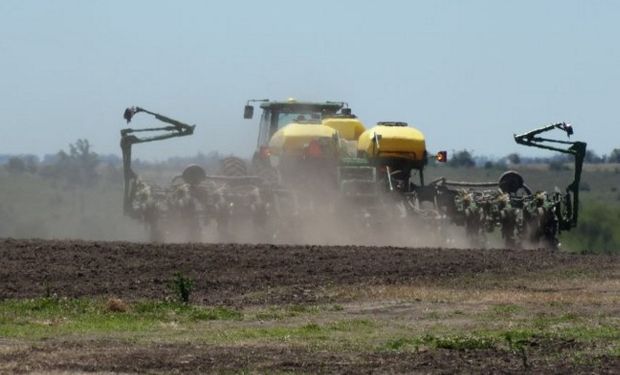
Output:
[436, 151, 448, 163]
[243, 105, 254, 119]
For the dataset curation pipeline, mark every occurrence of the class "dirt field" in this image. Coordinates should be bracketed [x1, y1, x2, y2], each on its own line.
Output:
[1, 239, 618, 373]
[2, 239, 616, 304]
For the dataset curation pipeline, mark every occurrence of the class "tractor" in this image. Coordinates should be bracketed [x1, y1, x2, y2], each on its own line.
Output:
[119, 100, 586, 248]
[242, 99, 376, 242]
[242, 99, 587, 248]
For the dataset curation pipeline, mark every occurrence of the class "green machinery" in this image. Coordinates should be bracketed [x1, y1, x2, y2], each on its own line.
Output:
[120, 106, 271, 242]
[418, 122, 586, 248]
[242, 99, 587, 248]
[120, 102, 587, 248]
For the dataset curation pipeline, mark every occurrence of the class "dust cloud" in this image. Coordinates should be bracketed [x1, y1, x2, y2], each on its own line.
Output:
[0, 164, 496, 249]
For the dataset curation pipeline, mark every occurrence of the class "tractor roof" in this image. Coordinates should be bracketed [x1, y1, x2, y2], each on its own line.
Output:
[259, 100, 344, 113]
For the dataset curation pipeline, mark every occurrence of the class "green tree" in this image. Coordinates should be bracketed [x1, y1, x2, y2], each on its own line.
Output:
[584, 150, 603, 164]
[448, 150, 475, 168]
[43, 139, 100, 186]
[6, 157, 26, 174]
[507, 153, 521, 165]
[608, 148, 620, 163]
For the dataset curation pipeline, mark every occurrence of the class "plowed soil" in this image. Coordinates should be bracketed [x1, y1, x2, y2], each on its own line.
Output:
[1, 239, 615, 304]
[0, 239, 618, 374]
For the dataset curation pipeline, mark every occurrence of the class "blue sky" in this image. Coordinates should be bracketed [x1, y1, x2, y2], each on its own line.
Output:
[1, 1, 618, 160]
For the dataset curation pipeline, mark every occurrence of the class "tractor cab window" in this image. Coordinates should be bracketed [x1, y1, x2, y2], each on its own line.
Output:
[257, 108, 325, 146]
[257, 109, 272, 146]
[276, 112, 322, 128]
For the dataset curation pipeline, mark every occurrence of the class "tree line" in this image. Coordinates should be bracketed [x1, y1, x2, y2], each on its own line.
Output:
[1, 139, 226, 187]
[3, 141, 620, 177]
[444, 148, 620, 168]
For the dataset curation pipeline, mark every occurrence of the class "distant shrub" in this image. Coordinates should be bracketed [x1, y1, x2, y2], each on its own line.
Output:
[105, 297, 128, 313]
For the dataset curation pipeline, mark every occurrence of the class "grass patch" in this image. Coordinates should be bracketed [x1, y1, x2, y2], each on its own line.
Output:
[328, 319, 374, 332]
[383, 337, 419, 351]
[224, 325, 329, 342]
[383, 334, 494, 351]
[253, 304, 343, 321]
[0, 297, 242, 339]
[531, 312, 581, 330]
[429, 334, 494, 350]
[0, 298, 374, 348]
[1, 297, 617, 357]
[381, 323, 620, 355]
[189, 306, 242, 321]
[219, 319, 377, 345]
[491, 304, 523, 316]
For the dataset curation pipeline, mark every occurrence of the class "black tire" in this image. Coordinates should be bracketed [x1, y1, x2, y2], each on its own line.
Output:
[218, 157, 248, 177]
[499, 170, 532, 195]
[182, 164, 206, 185]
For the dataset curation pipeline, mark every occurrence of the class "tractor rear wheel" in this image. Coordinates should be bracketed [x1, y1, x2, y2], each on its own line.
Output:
[219, 157, 248, 177]
[499, 170, 532, 196]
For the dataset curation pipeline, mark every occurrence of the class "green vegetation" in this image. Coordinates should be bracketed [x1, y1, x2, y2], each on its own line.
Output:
[561, 201, 620, 254]
[1, 297, 617, 355]
[253, 304, 343, 320]
[608, 149, 620, 163]
[384, 334, 494, 351]
[489, 304, 524, 316]
[170, 272, 194, 303]
[0, 297, 243, 339]
[447, 149, 476, 167]
[382, 325, 619, 354]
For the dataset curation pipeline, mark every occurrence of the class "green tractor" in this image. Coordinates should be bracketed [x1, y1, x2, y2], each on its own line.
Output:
[242, 99, 436, 244]
[119, 101, 587, 248]
[241, 99, 588, 248]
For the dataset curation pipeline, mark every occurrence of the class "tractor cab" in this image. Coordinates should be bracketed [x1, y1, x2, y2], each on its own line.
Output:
[244, 98, 360, 192]
[244, 99, 345, 147]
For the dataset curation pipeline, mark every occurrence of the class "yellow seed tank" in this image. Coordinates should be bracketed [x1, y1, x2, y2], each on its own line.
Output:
[321, 117, 366, 141]
[357, 122, 426, 167]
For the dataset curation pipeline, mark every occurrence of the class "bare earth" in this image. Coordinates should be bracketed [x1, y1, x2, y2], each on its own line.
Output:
[0, 239, 618, 374]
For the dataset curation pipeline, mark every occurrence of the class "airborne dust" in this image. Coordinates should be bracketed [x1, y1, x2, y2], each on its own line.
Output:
[0, 159, 483, 248]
